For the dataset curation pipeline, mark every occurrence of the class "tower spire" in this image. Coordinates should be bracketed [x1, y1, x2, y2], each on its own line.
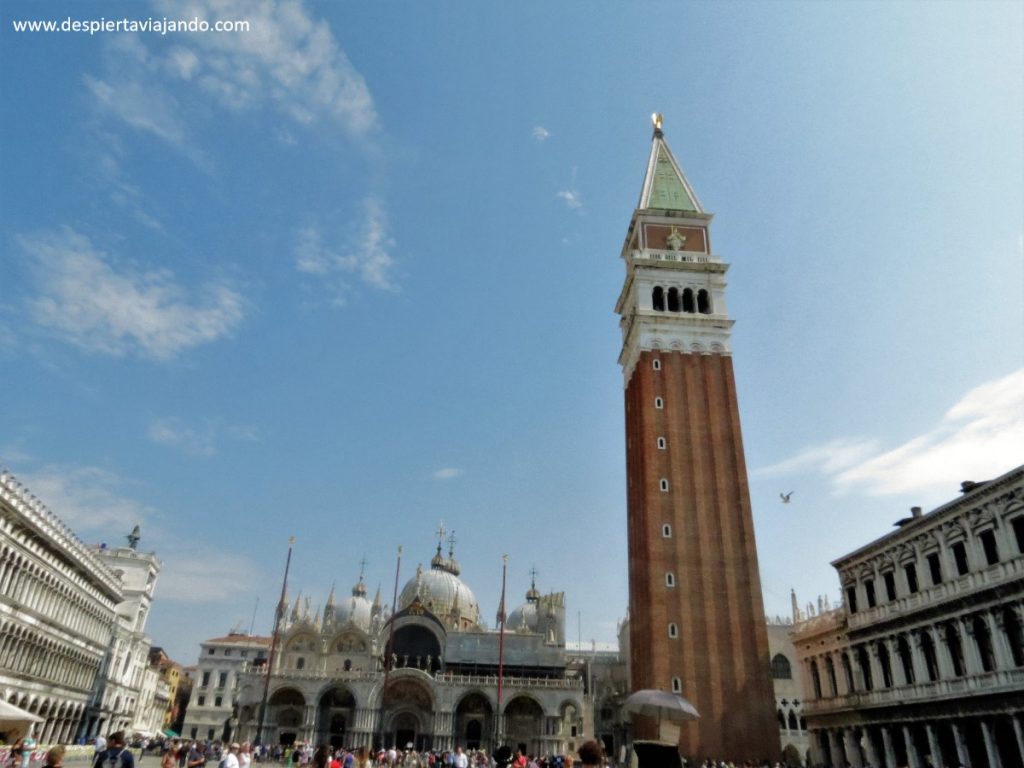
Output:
[638, 115, 703, 213]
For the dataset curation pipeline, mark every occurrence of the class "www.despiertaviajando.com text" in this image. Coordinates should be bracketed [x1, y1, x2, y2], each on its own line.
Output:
[11, 16, 250, 35]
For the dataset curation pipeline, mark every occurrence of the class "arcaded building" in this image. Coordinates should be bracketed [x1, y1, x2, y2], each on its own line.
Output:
[231, 538, 588, 757]
[615, 118, 779, 759]
[0, 469, 121, 744]
[792, 465, 1024, 768]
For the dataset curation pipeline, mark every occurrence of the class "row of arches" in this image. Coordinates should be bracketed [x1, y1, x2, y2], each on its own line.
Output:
[0, 543, 113, 643]
[1, 690, 86, 745]
[808, 606, 1024, 700]
[247, 681, 582, 754]
[651, 286, 712, 314]
[0, 618, 99, 691]
[776, 708, 806, 732]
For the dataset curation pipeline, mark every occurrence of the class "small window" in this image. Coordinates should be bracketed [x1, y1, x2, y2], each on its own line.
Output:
[218, 672, 227, 687]
[197, 695, 205, 706]
[214, 696, 222, 707]
[927, 553, 942, 585]
[652, 359, 661, 371]
[343, 659, 352, 671]
[207, 729, 215, 741]
[201, 671, 210, 687]
[665, 572, 676, 588]
[190, 729, 197, 740]
[654, 397, 664, 409]
[659, 478, 669, 492]
[864, 579, 876, 608]
[952, 541, 969, 575]
[296, 657, 305, 670]
[657, 437, 667, 450]
[662, 524, 672, 538]
[845, 586, 858, 613]
[224, 649, 232, 657]
[240, 651, 248, 658]
[883, 571, 897, 601]
[979, 529, 999, 565]
[668, 623, 679, 638]
[207, 648, 215, 655]
[671, 677, 682, 693]
[771, 653, 792, 679]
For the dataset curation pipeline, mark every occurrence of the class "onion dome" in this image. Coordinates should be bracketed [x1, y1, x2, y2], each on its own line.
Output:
[507, 569, 543, 632]
[399, 546, 480, 628]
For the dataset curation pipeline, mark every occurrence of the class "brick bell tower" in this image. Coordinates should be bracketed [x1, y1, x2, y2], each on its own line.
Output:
[616, 115, 778, 760]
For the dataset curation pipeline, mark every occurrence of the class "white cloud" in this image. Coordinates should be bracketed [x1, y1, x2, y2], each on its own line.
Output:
[432, 468, 464, 480]
[148, 417, 261, 457]
[557, 189, 583, 210]
[153, 0, 378, 137]
[757, 369, 1024, 499]
[84, 75, 188, 147]
[21, 228, 245, 360]
[156, 549, 260, 603]
[532, 126, 551, 142]
[294, 196, 398, 302]
[14, 464, 153, 536]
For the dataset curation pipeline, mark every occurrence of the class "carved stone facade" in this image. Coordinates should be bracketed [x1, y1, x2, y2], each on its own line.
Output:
[792, 465, 1024, 768]
[220, 541, 588, 756]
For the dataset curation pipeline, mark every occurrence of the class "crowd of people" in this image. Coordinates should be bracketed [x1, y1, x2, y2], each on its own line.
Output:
[93, 738, 610, 768]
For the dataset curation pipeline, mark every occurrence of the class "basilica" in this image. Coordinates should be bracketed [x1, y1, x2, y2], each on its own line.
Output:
[225, 535, 608, 758]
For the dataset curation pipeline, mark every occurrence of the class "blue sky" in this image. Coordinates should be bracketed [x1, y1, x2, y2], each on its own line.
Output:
[1, 0, 1021, 664]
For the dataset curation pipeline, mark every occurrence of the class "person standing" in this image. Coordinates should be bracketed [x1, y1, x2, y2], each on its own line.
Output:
[222, 745, 241, 768]
[94, 732, 136, 768]
[576, 743, 602, 768]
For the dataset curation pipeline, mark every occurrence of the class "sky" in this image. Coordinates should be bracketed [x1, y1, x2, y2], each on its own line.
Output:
[1, 0, 1022, 665]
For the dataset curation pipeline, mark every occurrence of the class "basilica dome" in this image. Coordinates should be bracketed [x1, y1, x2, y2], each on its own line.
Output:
[399, 544, 480, 628]
[507, 578, 544, 633]
[331, 578, 373, 631]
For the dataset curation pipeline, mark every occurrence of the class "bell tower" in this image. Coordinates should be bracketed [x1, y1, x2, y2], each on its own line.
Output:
[616, 116, 778, 759]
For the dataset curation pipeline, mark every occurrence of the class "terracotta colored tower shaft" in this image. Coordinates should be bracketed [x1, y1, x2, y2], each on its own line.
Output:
[617, 121, 779, 760]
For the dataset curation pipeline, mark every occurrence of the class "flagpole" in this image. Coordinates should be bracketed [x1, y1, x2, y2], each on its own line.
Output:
[256, 536, 295, 746]
[378, 545, 402, 749]
[495, 554, 508, 748]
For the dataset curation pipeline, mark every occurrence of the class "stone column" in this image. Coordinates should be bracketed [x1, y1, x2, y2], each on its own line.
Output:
[951, 722, 970, 768]
[903, 725, 922, 768]
[933, 625, 956, 679]
[987, 609, 1016, 670]
[1013, 715, 1024, 768]
[827, 729, 845, 768]
[911, 632, 931, 684]
[844, 728, 864, 768]
[958, 617, 984, 675]
[303, 705, 316, 745]
[863, 727, 882, 768]
[868, 643, 887, 689]
[881, 726, 897, 768]
[926, 725, 942, 768]
[981, 720, 1002, 768]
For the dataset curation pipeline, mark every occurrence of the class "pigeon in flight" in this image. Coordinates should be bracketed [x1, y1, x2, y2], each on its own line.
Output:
[780, 491, 794, 504]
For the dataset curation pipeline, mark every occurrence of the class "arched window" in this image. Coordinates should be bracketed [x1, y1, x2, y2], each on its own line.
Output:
[343, 659, 352, 671]
[667, 287, 680, 312]
[973, 616, 996, 672]
[682, 288, 695, 313]
[652, 359, 661, 371]
[657, 437, 667, 450]
[771, 653, 792, 679]
[1005, 608, 1024, 666]
[652, 286, 665, 312]
[659, 478, 669, 492]
[787, 711, 799, 731]
[697, 289, 711, 314]
[662, 524, 672, 538]
[671, 677, 682, 693]
[665, 572, 676, 588]
[668, 623, 679, 639]
[810, 660, 822, 699]
[654, 397, 664, 409]
[777, 709, 786, 729]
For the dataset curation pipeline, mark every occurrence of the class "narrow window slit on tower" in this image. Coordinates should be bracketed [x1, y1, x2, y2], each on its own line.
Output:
[652, 286, 665, 311]
[668, 622, 679, 638]
[698, 289, 711, 314]
[682, 288, 695, 313]
[657, 437, 666, 450]
[665, 572, 675, 587]
[667, 287, 680, 312]
[654, 397, 664, 409]
[661, 524, 672, 538]
[652, 359, 661, 370]
[659, 478, 669, 492]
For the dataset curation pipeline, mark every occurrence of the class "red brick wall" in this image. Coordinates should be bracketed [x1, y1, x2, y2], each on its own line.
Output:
[625, 350, 779, 761]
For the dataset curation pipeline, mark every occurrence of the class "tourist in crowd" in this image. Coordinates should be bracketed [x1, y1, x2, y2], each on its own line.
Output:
[42, 746, 65, 768]
[577, 742, 602, 768]
[161, 742, 178, 768]
[239, 744, 252, 768]
[94, 732, 135, 768]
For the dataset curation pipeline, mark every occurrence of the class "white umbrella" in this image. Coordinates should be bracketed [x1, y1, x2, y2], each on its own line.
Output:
[0, 700, 43, 735]
[623, 689, 700, 728]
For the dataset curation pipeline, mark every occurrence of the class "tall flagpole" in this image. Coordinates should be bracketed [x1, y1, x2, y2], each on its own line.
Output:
[256, 536, 295, 746]
[379, 545, 402, 749]
[495, 554, 508, 748]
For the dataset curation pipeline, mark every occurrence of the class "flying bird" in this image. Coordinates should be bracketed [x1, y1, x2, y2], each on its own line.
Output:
[780, 491, 794, 504]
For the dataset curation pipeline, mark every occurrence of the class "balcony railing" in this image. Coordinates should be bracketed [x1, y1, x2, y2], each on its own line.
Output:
[803, 667, 1024, 715]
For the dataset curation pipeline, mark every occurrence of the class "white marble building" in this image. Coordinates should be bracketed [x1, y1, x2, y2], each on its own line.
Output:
[792, 465, 1024, 768]
[0, 470, 121, 744]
